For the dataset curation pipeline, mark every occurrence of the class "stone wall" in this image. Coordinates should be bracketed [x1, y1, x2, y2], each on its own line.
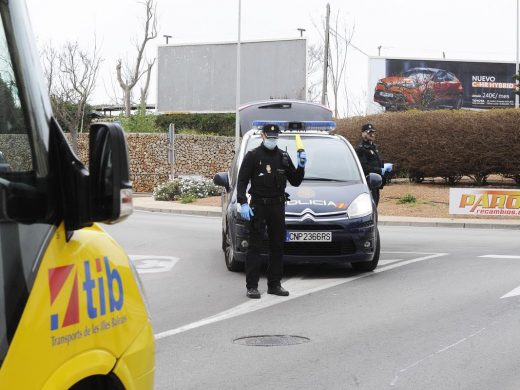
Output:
[75, 133, 235, 192]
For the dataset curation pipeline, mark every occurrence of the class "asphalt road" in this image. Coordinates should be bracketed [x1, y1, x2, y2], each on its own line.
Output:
[105, 211, 520, 390]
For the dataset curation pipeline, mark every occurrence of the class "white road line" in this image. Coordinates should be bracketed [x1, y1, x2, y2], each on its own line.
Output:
[129, 255, 178, 274]
[379, 259, 403, 265]
[154, 252, 447, 340]
[479, 255, 520, 259]
[501, 286, 520, 299]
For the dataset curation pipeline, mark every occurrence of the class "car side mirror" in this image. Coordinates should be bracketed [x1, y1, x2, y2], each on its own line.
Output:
[89, 122, 133, 223]
[213, 172, 230, 192]
[367, 172, 382, 190]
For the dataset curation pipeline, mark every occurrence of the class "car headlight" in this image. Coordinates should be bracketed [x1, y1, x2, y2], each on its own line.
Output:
[347, 193, 373, 219]
[400, 82, 416, 88]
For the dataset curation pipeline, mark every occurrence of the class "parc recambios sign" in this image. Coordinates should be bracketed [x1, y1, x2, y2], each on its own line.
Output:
[449, 188, 520, 216]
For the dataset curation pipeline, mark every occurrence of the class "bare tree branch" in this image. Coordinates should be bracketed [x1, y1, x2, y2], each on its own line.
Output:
[116, 0, 158, 117]
[41, 40, 102, 152]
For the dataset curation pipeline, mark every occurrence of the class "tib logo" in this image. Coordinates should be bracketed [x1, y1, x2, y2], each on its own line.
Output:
[48, 257, 124, 331]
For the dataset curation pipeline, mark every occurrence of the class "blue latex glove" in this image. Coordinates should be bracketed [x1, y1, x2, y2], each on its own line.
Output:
[297, 151, 307, 168]
[384, 163, 393, 173]
[381, 168, 385, 176]
[240, 203, 254, 220]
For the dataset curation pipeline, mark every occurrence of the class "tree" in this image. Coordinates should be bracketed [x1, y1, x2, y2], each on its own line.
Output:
[306, 43, 323, 102]
[41, 41, 102, 152]
[310, 6, 356, 118]
[328, 11, 354, 118]
[116, 0, 158, 117]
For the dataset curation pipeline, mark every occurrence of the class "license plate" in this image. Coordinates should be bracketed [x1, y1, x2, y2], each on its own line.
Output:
[286, 231, 332, 242]
[379, 91, 393, 97]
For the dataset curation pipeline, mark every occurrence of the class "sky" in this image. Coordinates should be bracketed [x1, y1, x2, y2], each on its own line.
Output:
[25, 0, 519, 116]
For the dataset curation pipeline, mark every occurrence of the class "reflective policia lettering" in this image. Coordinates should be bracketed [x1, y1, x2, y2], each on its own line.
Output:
[83, 256, 124, 319]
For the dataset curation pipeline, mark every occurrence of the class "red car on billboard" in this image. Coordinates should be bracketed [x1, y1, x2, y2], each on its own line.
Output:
[374, 67, 464, 111]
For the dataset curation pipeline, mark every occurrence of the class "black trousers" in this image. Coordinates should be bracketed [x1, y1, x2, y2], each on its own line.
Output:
[245, 202, 285, 289]
[371, 188, 380, 206]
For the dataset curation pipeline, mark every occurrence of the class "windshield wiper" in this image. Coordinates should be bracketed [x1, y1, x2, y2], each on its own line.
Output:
[303, 177, 346, 182]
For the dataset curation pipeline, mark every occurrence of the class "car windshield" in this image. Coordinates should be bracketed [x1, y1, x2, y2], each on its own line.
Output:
[245, 134, 363, 182]
[402, 68, 435, 82]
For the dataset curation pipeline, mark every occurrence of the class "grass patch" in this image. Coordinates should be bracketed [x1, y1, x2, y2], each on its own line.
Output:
[398, 193, 417, 204]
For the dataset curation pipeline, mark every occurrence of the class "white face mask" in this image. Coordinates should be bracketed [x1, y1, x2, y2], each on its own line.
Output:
[263, 138, 278, 150]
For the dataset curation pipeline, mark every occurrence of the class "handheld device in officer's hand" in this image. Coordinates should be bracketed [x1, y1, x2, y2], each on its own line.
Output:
[294, 134, 307, 167]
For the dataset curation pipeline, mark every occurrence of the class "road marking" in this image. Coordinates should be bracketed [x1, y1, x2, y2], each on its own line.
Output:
[501, 285, 520, 299]
[154, 252, 447, 340]
[379, 259, 403, 265]
[479, 255, 520, 259]
[129, 255, 178, 274]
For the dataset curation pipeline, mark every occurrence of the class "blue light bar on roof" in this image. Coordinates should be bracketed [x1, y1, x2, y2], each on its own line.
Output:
[251, 120, 336, 132]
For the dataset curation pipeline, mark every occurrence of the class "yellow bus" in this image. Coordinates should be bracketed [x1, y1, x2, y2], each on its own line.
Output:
[0, 1, 154, 388]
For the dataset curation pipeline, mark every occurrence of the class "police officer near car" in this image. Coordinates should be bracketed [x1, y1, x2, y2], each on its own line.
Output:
[237, 124, 307, 299]
[355, 123, 384, 205]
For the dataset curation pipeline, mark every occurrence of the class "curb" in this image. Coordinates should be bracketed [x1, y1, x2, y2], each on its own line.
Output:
[134, 205, 519, 230]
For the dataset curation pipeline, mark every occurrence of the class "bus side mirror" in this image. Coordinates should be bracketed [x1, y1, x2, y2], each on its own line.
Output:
[89, 123, 133, 224]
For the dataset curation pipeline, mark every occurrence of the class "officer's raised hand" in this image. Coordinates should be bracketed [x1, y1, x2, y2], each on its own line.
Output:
[240, 203, 254, 220]
[297, 151, 307, 168]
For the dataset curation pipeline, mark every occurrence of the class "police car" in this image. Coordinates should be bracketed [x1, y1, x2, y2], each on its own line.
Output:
[213, 101, 382, 272]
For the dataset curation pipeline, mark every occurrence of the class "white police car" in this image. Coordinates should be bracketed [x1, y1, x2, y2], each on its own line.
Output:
[213, 101, 382, 272]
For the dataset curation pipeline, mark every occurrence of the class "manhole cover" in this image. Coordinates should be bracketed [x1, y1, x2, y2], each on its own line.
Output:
[233, 335, 310, 347]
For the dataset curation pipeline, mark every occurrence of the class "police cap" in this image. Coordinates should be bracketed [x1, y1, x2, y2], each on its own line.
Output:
[361, 123, 376, 133]
[261, 124, 280, 138]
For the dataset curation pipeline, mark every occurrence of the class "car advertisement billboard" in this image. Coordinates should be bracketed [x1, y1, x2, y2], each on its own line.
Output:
[367, 57, 516, 113]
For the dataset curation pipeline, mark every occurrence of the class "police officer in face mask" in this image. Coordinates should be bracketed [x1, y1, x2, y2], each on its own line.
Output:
[355, 123, 384, 205]
[237, 124, 307, 299]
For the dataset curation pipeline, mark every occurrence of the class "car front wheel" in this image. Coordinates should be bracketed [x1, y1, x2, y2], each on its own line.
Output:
[352, 229, 380, 272]
[224, 223, 244, 272]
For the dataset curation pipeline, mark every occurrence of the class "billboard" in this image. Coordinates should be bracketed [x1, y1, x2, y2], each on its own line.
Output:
[367, 57, 516, 114]
[156, 39, 307, 113]
[449, 188, 520, 217]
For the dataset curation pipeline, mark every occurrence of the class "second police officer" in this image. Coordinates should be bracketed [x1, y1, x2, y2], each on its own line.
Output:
[237, 124, 307, 299]
[355, 123, 385, 205]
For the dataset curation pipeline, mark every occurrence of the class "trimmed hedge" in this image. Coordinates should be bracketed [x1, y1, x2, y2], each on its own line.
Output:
[155, 113, 235, 136]
[336, 109, 520, 184]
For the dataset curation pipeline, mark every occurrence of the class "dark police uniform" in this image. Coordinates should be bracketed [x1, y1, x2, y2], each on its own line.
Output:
[355, 125, 383, 205]
[237, 131, 304, 292]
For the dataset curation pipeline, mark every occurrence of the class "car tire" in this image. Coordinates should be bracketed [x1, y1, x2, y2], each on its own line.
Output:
[352, 229, 380, 272]
[224, 223, 244, 272]
[453, 96, 463, 109]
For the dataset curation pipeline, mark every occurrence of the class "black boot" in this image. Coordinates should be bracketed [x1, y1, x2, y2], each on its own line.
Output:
[267, 285, 289, 296]
[246, 287, 261, 299]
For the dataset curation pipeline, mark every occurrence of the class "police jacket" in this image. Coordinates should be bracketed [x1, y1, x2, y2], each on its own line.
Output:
[355, 140, 383, 177]
[237, 143, 304, 205]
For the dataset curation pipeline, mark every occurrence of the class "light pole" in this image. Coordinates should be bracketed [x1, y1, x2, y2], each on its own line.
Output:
[163, 34, 172, 44]
[515, 0, 520, 108]
[235, 0, 242, 151]
[297, 28, 306, 37]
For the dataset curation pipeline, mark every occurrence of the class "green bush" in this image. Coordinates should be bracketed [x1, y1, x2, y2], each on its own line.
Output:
[398, 193, 417, 204]
[155, 113, 235, 136]
[336, 109, 520, 185]
[120, 110, 161, 133]
[153, 177, 221, 201]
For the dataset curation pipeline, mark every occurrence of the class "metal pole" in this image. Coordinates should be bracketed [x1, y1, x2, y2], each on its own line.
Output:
[168, 123, 175, 180]
[515, 0, 520, 108]
[235, 0, 242, 151]
[321, 3, 330, 106]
